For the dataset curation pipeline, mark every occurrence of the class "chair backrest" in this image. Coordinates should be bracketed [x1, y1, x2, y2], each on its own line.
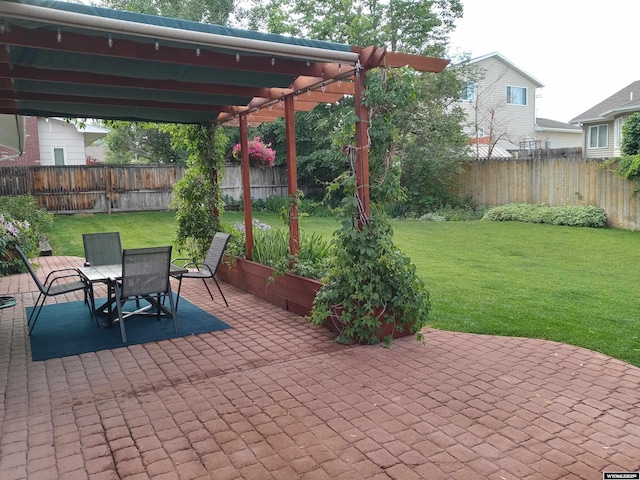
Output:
[83, 232, 122, 266]
[14, 245, 46, 294]
[203, 232, 231, 274]
[120, 246, 172, 298]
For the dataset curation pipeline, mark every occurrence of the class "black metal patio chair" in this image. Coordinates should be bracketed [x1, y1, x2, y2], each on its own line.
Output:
[82, 232, 122, 316]
[15, 245, 91, 335]
[172, 232, 230, 309]
[82, 232, 122, 267]
[113, 246, 177, 343]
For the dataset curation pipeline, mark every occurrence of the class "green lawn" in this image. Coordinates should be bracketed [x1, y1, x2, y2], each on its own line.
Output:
[45, 211, 640, 367]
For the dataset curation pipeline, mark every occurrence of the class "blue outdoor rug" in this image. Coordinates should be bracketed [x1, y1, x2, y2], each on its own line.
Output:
[27, 297, 231, 361]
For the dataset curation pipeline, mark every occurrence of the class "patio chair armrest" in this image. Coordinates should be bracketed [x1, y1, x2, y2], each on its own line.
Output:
[184, 261, 212, 274]
[45, 270, 86, 286]
[171, 257, 194, 267]
[43, 267, 83, 284]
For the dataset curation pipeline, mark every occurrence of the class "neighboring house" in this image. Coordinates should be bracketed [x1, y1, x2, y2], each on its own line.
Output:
[570, 81, 640, 159]
[534, 118, 582, 149]
[0, 116, 108, 166]
[458, 52, 581, 156]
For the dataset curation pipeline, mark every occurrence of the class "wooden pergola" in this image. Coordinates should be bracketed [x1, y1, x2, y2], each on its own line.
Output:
[0, 0, 449, 256]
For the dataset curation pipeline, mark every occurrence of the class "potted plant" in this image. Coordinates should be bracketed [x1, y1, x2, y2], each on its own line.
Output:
[231, 136, 276, 168]
[308, 171, 431, 346]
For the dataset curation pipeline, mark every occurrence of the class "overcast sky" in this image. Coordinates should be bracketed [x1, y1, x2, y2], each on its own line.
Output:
[447, 0, 639, 123]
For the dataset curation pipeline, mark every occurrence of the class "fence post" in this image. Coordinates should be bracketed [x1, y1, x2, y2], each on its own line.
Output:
[105, 165, 112, 215]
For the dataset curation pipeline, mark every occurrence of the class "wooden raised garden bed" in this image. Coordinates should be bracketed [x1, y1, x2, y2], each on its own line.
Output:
[217, 257, 323, 316]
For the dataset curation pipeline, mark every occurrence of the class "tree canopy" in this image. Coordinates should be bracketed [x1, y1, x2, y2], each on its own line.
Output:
[242, 0, 462, 57]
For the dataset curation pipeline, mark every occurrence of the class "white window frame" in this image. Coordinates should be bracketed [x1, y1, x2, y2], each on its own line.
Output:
[461, 82, 475, 102]
[52, 146, 67, 166]
[506, 85, 527, 106]
[589, 125, 608, 149]
[614, 117, 624, 149]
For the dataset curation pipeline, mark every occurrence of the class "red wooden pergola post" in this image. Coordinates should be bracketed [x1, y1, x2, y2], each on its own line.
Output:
[284, 95, 300, 256]
[239, 114, 254, 260]
[354, 67, 370, 219]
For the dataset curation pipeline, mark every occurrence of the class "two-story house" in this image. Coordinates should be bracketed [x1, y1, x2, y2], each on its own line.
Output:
[569, 81, 640, 159]
[458, 52, 581, 157]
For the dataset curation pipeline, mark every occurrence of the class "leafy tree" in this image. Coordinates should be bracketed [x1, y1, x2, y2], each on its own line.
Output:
[102, 121, 187, 165]
[398, 68, 470, 213]
[102, 0, 233, 24]
[243, 0, 467, 211]
[622, 112, 640, 156]
[243, 0, 462, 56]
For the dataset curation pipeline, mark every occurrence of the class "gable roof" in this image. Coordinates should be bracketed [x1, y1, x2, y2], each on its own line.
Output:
[535, 117, 581, 132]
[466, 52, 544, 88]
[0, 0, 448, 126]
[570, 81, 640, 124]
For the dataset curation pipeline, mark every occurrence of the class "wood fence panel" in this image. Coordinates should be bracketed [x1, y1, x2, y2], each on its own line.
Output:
[456, 156, 640, 230]
[1, 164, 294, 214]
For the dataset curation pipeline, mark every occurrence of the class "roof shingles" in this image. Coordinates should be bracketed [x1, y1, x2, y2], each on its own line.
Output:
[571, 80, 640, 124]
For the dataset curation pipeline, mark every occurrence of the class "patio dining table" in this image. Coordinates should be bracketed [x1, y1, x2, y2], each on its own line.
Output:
[79, 263, 188, 327]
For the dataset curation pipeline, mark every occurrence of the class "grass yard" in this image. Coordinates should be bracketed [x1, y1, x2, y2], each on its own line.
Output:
[45, 210, 640, 367]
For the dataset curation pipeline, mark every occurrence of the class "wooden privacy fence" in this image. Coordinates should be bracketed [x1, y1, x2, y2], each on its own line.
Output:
[455, 156, 640, 230]
[0, 164, 290, 214]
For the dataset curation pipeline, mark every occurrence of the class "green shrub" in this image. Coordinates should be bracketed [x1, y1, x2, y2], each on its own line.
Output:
[1, 213, 38, 276]
[548, 205, 607, 228]
[0, 195, 53, 237]
[0, 195, 53, 276]
[222, 195, 243, 211]
[621, 112, 640, 156]
[604, 154, 640, 186]
[482, 203, 606, 228]
[264, 196, 289, 214]
[298, 198, 333, 217]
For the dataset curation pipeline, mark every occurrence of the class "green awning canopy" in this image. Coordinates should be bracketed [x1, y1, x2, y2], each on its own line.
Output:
[0, 0, 448, 126]
[0, 0, 359, 124]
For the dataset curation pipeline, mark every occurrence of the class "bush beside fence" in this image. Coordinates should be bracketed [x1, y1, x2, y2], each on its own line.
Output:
[454, 156, 640, 230]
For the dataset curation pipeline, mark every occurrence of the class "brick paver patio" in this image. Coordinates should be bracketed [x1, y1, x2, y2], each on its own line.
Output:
[1, 256, 639, 479]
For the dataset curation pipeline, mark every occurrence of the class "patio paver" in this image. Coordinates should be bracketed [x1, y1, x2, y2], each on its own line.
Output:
[1, 256, 639, 479]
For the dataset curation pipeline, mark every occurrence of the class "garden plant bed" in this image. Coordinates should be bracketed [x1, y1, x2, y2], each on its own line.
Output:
[218, 257, 414, 341]
[217, 257, 323, 316]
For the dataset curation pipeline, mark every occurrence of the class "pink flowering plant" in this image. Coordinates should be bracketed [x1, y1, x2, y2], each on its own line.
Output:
[232, 136, 276, 168]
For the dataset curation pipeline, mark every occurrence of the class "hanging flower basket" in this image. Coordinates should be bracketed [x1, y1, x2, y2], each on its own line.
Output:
[232, 136, 276, 168]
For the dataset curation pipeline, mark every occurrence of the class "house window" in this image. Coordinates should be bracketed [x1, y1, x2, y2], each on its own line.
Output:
[589, 125, 608, 148]
[506, 85, 527, 105]
[52, 147, 66, 165]
[461, 82, 475, 102]
[614, 117, 624, 149]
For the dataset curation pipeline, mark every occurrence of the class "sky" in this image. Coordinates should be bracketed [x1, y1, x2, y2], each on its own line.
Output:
[447, 0, 639, 123]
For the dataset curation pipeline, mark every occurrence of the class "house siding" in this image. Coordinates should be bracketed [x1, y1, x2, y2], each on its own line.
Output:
[535, 130, 582, 149]
[459, 55, 539, 150]
[583, 120, 615, 158]
[37, 118, 87, 165]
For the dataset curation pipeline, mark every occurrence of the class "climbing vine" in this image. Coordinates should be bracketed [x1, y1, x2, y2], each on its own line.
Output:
[168, 123, 228, 259]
